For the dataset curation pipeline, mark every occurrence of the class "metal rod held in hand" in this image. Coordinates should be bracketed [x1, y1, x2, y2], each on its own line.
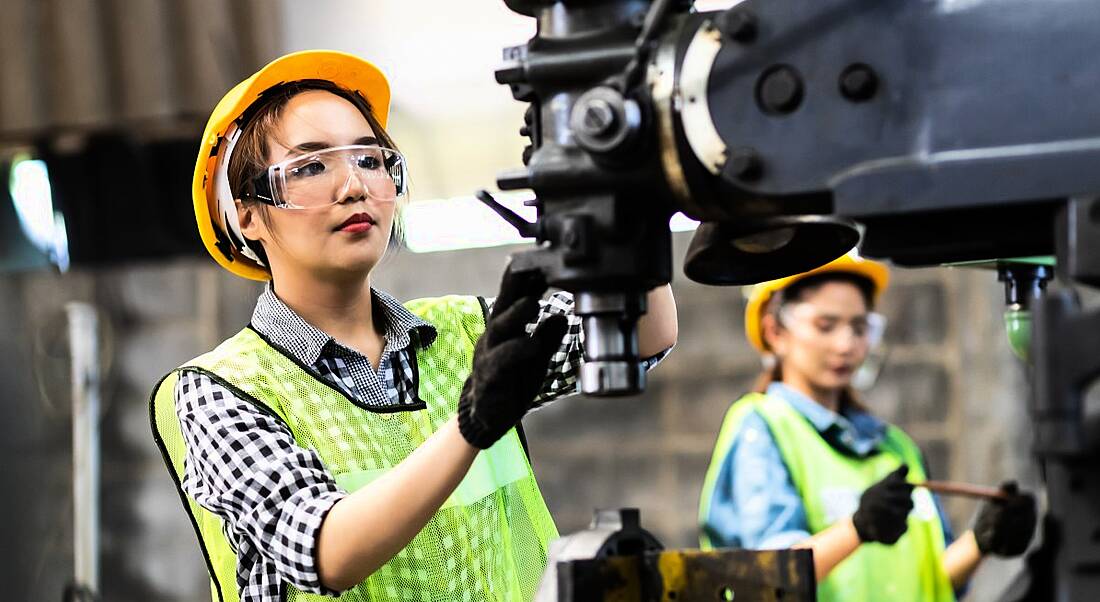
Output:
[918, 480, 1009, 501]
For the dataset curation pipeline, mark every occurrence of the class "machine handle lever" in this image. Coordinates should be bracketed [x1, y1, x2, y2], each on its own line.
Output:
[476, 189, 540, 239]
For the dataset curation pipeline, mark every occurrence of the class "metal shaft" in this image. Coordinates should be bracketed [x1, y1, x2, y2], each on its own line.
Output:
[575, 291, 646, 396]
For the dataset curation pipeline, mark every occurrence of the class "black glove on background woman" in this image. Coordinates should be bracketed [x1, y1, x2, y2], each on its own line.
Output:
[853, 465, 914, 545]
[973, 481, 1037, 557]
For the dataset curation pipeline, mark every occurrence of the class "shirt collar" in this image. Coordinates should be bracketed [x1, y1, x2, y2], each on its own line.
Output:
[765, 382, 887, 456]
[250, 283, 436, 365]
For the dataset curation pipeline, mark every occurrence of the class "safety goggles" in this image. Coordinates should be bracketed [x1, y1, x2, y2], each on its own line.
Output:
[244, 144, 408, 209]
[777, 303, 887, 348]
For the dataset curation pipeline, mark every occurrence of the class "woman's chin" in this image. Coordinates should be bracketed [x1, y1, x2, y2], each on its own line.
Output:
[317, 254, 382, 279]
[342, 246, 387, 267]
[814, 373, 852, 391]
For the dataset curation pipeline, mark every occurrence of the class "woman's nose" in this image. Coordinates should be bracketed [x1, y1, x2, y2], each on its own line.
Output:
[336, 167, 368, 203]
[831, 326, 861, 353]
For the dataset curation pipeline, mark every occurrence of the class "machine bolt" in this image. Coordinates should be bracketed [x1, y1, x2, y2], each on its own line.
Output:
[579, 98, 617, 137]
[839, 63, 879, 102]
[717, 9, 758, 43]
[756, 65, 804, 115]
[728, 148, 763, 181]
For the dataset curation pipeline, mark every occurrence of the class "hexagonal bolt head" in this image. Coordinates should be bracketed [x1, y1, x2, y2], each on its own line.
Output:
[579, 98, 617, 138]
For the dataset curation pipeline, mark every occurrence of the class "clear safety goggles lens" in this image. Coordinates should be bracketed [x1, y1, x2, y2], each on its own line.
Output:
[778, 304, 887, 348]
[257, 145, 407, 209]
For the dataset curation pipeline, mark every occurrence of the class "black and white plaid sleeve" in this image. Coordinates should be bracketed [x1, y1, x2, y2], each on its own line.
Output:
[485, 290, 671, 406]
[175, 369, 345, 599]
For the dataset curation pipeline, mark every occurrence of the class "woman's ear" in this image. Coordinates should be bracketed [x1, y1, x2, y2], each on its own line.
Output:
[236, 199, 265, 241]
[761, 312, 787, 357]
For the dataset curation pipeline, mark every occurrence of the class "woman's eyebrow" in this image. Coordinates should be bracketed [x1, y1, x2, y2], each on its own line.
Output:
[283, 141, 331, 157]
[282, 136, 380, 158]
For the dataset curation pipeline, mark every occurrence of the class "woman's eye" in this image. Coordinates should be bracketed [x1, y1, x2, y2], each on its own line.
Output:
[357, 155, 382, 170]
[291, 161, 326, 177]
[814, 320, 836, 334]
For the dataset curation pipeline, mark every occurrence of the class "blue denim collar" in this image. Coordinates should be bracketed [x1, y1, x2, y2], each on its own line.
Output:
[765, 382, 886, 456]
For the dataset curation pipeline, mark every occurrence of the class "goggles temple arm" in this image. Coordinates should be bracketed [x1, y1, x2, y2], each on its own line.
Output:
[242, 169, 277, 206]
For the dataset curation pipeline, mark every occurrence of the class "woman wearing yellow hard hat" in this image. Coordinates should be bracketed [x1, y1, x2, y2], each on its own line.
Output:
[150, 49, 677, 602]
[698, 255, 1035, 601]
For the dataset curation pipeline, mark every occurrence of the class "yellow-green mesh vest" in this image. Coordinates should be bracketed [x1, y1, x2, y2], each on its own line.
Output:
[699, 393, 955, 602]
[150, 295, 558, 602]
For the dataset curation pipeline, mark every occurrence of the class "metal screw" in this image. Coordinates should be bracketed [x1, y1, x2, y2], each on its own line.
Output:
[757, 65, 804, 115]
[579, 98, 617, 137]
[728, 148, 763, 181]
[717, 9, 757, 43]
[839, 63, 879, 102]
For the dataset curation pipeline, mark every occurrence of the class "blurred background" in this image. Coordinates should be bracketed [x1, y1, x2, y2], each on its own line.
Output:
[0, 0, 1036, 599]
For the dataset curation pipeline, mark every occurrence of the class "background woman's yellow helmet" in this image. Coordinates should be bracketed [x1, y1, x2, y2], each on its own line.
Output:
[744, 254, 890, 353]
[192, 50, 391, 281]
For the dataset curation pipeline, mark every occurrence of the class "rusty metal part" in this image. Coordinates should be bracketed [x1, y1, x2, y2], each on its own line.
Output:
[919, 480, 1009, 501]
[556, 548, 815, 601]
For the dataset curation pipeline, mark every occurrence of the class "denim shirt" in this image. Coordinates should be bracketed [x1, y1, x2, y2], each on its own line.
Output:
[702, 382, 955, 551]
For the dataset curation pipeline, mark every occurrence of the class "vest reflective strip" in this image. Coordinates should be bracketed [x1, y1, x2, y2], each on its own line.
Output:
[334, 429, 530, 509]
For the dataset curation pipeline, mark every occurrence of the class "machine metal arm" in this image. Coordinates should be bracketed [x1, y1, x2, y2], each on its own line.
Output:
[494, 0, 1100, 599]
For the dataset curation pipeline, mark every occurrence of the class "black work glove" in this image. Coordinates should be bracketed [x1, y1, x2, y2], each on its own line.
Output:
[973, 481, 1037, 557]
[457, 268, 569, 449]
[852, 465, 914, 545]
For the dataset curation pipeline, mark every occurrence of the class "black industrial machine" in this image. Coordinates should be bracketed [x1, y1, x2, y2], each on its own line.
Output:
[478, 0, 1100, 599]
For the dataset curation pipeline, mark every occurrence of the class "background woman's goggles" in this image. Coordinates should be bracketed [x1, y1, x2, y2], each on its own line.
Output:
[779, 304, 887, 347]
[245, 145, 407, 209]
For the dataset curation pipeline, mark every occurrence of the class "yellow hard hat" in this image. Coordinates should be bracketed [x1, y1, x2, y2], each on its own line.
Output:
[192, 49, 391, 280]
[744, 254, 890, 353]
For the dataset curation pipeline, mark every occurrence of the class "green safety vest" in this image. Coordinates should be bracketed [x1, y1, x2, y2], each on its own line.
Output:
[699, 392, 955, 602]
[150, 295, 558, 602]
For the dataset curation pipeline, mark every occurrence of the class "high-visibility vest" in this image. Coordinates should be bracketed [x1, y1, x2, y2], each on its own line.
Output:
[700, 392, 955, 602]
[151, 295, 557, 601]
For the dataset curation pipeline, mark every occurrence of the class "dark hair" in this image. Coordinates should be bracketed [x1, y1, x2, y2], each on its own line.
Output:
[751, 271, 876, 412]
[227, 79, 405, 268]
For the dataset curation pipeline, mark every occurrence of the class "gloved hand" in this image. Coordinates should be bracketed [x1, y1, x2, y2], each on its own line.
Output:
[853, 465, 914, 544]
[457, 268, 569, 449]
[973, 481, 1037, 557]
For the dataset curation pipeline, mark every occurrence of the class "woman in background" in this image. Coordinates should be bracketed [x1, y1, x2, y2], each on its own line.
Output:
[699, 255, 1034, 601]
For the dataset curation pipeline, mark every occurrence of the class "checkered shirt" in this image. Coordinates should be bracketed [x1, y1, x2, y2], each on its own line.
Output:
[174, 284, 668, 601]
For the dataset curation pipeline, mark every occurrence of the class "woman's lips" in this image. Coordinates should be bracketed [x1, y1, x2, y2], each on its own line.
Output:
[335, 213, 376, 233]
[339, 221, 373, 234]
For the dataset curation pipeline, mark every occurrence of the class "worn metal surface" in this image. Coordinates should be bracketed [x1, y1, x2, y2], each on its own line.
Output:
[558, 548, 815, 602]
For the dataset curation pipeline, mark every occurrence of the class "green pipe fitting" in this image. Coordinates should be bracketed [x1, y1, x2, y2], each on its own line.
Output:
[1004, 306, 1030, 362]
